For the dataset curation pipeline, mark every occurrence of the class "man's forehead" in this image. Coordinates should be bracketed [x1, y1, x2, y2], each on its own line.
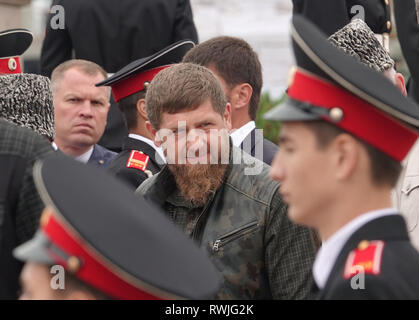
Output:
[61, 68, 106, 85]
[59, 72, 109, 97]
[160, 101, 221, 125]
[280, 122, 314, 141]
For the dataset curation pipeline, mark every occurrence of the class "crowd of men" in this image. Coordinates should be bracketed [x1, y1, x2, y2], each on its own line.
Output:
[2, 0, 419, 300]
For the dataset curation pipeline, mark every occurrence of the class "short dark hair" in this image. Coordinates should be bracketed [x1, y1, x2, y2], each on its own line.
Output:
[305, 121, 402, 187]
[117, 90, 146, 131]
[183, 36, 262, 121]
[145, 63, 227, 130]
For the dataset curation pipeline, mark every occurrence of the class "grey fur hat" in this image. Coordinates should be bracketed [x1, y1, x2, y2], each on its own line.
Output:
[0, 73, 54, 140]
[328, 19, 394, 73]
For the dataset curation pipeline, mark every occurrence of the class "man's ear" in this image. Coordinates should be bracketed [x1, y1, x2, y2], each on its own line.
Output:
[330, 133, 359, 182]
[145, 121, 160, 146]
[395, 72, 407, 96]
[136, 98, 148, 120]
[231, 83, 253, 111]
[224, 103, 232, 132]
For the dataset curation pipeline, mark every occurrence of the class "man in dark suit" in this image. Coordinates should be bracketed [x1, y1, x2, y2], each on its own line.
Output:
[183, 36, 278, 165]
[51, 59, 116, 168]
[40, 0, 198, 152]
[98, 41, 195, 190]
[266, 15, 419, 299]
[292, 0, 392, 49]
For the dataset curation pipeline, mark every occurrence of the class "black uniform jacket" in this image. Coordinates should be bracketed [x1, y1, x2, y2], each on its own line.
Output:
[107, 137, 163, 190]
[293, 0, 391, 36]
[317, 215, 419, 299]
[40, 0, 198, 76]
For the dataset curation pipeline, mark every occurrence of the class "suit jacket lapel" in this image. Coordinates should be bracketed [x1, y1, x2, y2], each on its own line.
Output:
[241, 128, 256, 155]
[87, 145, 101, 164]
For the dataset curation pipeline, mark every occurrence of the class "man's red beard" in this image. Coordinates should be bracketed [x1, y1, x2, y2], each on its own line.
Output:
[168, 163, 228, 207]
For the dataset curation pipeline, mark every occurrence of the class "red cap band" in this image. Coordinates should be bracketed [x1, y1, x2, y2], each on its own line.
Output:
[42, 210, 162, 300]
[111, 65, 170, 102]
[0, 56, 21, 74]
[288, 70, 419, 161]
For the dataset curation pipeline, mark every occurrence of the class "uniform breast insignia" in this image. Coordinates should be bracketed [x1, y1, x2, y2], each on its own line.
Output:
[343, 240, 385, 279]
[126, 150, 150, 172]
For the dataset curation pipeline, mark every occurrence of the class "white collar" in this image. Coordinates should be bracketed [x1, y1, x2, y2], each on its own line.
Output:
[230, 121, 256, 147]
[128, 134, 166, 163]
[313, 208, 398, 289]
[75, 146, 94, 164]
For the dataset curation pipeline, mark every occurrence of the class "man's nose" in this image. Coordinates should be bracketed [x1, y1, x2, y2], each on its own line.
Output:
[270, 152, 285, 182]
[186, 129, 206, 146]
[186, 129, 207, 155]
[79, 101, 93, 118]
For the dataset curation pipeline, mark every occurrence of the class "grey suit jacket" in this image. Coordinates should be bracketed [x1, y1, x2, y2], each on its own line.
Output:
[88, 144, 117, 168]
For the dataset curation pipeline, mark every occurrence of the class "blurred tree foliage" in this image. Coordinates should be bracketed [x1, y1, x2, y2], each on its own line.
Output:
[255, 92, 285, 144]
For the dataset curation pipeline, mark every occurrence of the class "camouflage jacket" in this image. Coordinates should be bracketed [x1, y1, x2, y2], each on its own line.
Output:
[136, 146, 316, 299]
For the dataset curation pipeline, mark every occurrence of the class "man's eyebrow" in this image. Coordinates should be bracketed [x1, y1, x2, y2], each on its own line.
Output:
[277, 134, 293, 145]
[92, 98, 107, 103]
[63, 93, 80, 98]
[167, 124, 185, 131]
[195, 118, 215, 126]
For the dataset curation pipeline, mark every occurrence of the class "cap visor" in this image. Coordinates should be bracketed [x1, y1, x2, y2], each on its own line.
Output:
[13, 231, 55, 265]
[264, 97, 322, 122]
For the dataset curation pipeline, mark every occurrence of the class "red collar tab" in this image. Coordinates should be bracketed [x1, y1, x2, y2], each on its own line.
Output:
[343, 240, 385, 279]
[41, 209, 162, 300]
[111, 65, 170, 102]
[288, 69, 419, 162]
[0, 56, 21, 74]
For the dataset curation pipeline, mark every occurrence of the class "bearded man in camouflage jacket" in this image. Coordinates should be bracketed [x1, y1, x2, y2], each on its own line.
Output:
[135, 63, 316, 300]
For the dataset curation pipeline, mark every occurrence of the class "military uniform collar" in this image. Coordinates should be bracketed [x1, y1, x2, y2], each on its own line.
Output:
[128, 133, 166, 164]
[124, 136, 165, 168]
[314, 208, 397, 289]
[317, 212, 408, 296]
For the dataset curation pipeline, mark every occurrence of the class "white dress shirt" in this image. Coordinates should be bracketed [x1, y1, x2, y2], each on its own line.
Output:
[75, 147, 94, 164]
[313, 208, 398, 289]
[128, 134, 166, 164]
[230, 121, 256, 147]
[52, 142, 93, 164]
